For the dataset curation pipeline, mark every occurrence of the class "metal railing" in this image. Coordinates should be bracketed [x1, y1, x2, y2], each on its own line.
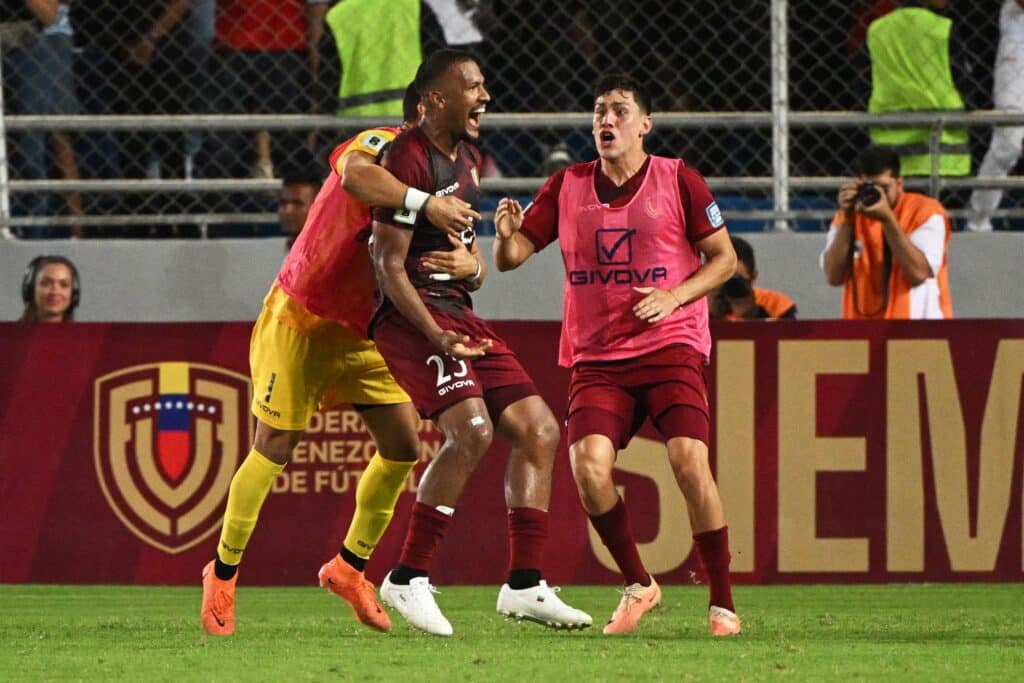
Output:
[4, 109, 1024, 233]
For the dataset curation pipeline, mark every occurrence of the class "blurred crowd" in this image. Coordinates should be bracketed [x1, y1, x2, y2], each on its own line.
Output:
[2, 0, 1021, 238]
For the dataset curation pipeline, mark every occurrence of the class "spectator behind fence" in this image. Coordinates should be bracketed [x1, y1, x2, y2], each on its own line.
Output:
[710, 237, 797, 321]
[967, 0, 1024, 232]
[2, 1, 82, 236]
[323, 0, 444, 118]
[74, 0, 194, 179]
[71, 0, 196, 238]
[423, 0, 493, 59]
[213, 0, 327, 179]
[540, 143, 574, 177]
[278, 163, 324, 251]
[866, 0, 970, 176]
[19, 255, 80, 323]
[822, 146, 953, 319]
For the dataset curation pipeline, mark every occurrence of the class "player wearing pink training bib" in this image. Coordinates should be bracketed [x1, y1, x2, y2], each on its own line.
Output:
[494, 73, 742, 637]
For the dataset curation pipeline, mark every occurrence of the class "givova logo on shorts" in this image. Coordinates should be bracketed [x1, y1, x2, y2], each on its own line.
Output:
[427, 354, 476, 396]
[93, 362, 252, 554]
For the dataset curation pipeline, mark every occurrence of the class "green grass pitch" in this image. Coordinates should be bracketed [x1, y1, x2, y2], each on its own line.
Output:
[2, 584, 1023, 681]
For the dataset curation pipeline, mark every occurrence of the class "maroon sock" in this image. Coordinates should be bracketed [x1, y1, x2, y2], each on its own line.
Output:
[508, 507, 548, 573]
[398, 502, 453, 572]
[694, 526, 735, 612]
[589, 498, 649, 586]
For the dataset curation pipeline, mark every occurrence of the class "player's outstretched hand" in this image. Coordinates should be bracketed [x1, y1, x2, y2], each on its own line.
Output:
[632, 286, 681, 324]
[423, 234, 478, 281]
[494, 198, 524, 239]
[425, 195, 481, 237]
[435, 329, 493, 359]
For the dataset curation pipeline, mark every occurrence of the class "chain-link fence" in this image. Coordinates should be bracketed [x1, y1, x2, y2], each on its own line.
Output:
[2, 0, 1022, 238]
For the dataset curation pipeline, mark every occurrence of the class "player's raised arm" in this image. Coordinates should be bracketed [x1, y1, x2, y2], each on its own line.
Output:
[338, 84, 482, 236]
[492, 198, 537, 271]
[669, 229, 738, 308]
[343, 150, 480, 237]
[372, 220, 491, 359]
[495, 169, 564, 271]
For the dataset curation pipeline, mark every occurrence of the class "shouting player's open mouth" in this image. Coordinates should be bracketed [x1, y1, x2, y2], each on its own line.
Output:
[468, 104, 486, 135]
[598, 130, 616, 149]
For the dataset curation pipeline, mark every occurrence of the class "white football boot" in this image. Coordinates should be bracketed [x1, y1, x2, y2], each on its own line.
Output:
[709, 605, 742, 636]
[380, 573, 453, 637]
[496, 580, 593, 630]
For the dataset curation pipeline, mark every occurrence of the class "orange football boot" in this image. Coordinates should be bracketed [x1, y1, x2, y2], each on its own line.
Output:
[201, 560, 237, 636]
[318, 555, 391, 632]
[602, 577, 662, 635]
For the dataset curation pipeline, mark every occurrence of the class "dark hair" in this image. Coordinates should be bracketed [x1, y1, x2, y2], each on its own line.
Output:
[280, 163, 323, 188]
[20, 255, 80, 322]
[856, 146, 901, 178]
[402, 81, 420, 123]
[730, 236, 755, 274]
[414, 48, 476, 95]
[593, 73, 652, 114]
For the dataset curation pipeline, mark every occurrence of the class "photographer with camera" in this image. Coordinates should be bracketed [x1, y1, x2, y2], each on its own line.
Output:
[710, 236, 796, 321]
[821, 146, 953, 319]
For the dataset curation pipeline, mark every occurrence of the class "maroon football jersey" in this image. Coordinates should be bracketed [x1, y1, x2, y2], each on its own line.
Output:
[371, 127, 483, 325]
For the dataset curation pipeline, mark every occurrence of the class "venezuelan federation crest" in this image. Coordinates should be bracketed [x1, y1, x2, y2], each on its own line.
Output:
[94, 362, 252, 554]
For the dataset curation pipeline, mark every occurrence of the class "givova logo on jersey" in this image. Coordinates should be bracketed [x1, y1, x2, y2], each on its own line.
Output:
[93, 362, 252, 554]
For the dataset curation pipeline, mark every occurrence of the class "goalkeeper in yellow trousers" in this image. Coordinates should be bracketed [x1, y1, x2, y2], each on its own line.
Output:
[201, 84, 483, 635]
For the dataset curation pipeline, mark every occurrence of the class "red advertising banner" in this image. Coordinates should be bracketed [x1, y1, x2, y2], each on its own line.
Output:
[1, 320, 1022, 586]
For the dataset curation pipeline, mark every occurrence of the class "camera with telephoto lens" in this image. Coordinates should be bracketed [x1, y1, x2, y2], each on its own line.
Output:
[722, 274, 753, 299]
[857, 181, 882, 206]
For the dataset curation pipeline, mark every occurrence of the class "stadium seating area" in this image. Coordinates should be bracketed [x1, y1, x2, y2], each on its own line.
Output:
[2, 0, 1022, 238]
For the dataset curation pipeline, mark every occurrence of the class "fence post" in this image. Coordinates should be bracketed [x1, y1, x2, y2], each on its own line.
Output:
[929, 117, 942, 198]
[0, 34, 13, 240]
[771, 0, 790, 232]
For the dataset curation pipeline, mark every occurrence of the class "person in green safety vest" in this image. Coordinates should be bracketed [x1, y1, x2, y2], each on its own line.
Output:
[325, 0, 446, 117]
[866, 0, 971, 176]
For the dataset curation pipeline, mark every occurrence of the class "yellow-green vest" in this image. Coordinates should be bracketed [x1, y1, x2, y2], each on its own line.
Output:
[867, 7, 970, 176]
[326, 0, 422, 117]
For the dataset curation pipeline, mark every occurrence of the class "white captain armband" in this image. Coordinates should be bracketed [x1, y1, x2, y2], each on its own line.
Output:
[394, 208, 417, 225]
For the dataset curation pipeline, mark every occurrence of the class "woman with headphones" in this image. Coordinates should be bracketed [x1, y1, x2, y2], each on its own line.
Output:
[20, 255, 80, 323]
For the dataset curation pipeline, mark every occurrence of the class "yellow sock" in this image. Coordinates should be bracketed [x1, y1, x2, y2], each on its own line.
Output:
[216, 448, 285, 567]
[343, 454, 417, 559]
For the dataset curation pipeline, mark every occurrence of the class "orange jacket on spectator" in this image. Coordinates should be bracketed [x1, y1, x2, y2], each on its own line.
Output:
[724, 288, 797, 320]
[828, 192, 953, 320]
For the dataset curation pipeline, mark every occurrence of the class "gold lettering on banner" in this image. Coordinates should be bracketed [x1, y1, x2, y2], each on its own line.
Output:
[715, 341, 756, 572]
[588, 437, 693, 575]
[272, 434, 441, 495]
[886, 340, 1023, 572]
[275, 409, 439, 497]
[306, 409, 370, 435]
[778, 340, 869, 572]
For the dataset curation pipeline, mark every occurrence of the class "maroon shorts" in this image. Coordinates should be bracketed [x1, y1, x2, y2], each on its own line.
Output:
[372, 307, 539, 420]
[567, 343, 710, 449]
